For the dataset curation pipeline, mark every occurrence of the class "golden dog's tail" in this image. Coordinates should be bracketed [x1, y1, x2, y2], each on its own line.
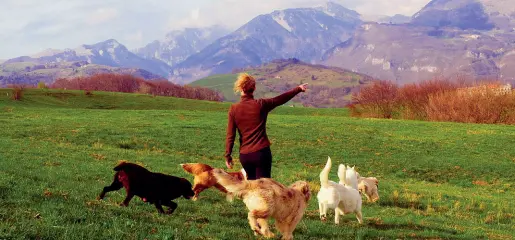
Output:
[320, 156, 332, 188]
[180, 163, 213, 175]
[212, 168, 248, 196]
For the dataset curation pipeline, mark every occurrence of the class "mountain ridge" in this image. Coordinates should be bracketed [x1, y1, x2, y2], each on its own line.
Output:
[4, 39, 172, 79]
[134, 25, 230, 67]
[170, 2, 363, 84]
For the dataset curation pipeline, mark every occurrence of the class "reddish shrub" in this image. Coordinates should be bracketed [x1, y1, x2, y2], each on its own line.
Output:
[426, 88, 515, 124]
[350, 77, 515, 125]
[397, 79, 459, 120]
[7, 84, 26, 101]
[50, 73, 222, 102]
[351, 80, 398, 118]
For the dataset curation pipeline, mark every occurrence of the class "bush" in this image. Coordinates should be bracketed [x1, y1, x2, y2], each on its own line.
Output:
[351, 80, 398, 118]
[37, 81, 48, 89]
[396, 79, 459, 120]
[10, 85, 25, 101]
[350, 78, 515, 125]
[50, 73, 222, 102]
[426, 88, 515, 124]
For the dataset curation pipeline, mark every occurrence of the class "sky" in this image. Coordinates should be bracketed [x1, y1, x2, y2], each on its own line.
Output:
[0, 0, 431, 59]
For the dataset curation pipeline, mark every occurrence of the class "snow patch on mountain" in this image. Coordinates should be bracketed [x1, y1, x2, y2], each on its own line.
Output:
[272, 11, 293, 32]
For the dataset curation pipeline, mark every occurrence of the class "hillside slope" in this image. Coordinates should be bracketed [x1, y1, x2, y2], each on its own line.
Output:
[411, 0, 515, 30]
[190, 58, 373, 107]
[322, 23, 515, 84]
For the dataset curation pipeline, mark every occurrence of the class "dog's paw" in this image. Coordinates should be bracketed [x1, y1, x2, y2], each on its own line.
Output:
[263, 231, 275, 239]
[226, 194, 234, 203]
[320, 216, 327, 221]
[252, 228, 262, 236]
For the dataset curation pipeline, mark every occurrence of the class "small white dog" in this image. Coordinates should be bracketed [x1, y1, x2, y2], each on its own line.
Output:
[339, 164, 359, 190]
[316, 157, 363, 224]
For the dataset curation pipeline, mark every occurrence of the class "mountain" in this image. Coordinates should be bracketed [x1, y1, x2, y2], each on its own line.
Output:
[134, 25, 230, 67]
[362, 14, 411, 24]
[0, 61, 165, 87]
[170, 2, 362, 84]
[189, 58, 374, 107]
[380, 14, 412, 24]
[411, 0, 515, 30]
[5, 39, 172, 78]
[322, 23, 515, 84]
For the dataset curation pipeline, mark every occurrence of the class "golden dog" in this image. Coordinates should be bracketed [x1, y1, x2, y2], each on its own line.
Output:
[180, 163, 247, 201]
[357, 175, 379, 203]
[212, 168, 311, 240]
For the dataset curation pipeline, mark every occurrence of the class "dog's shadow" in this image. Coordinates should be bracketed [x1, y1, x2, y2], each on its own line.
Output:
[367, 221, 459, 235]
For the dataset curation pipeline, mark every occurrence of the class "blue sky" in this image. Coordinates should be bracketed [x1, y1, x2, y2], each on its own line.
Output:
[0, 0, 430, 59]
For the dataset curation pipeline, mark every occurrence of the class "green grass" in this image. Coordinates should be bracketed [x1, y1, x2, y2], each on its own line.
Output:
[0, 88, 514, 240]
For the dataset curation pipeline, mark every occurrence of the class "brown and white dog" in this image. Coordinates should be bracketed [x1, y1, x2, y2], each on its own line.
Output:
[212, 168, 311, 240]
[180, 163, 247, 201]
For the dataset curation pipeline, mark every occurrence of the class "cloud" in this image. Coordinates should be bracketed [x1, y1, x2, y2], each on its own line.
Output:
[166, 0, 430, 31]
[88, 8, 119, 25]
[0, 0, 432, 59]
[124, 30, 143, 46]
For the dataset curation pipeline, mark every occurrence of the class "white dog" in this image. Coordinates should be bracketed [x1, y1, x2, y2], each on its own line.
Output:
[316, 157, 363, 225]
[339, 164, 359, 190]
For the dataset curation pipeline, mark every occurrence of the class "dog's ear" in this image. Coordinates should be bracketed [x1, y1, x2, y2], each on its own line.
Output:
[294, 181, 311, 202]
[302, 183, 311, 201]
[372, 177, 379, 186]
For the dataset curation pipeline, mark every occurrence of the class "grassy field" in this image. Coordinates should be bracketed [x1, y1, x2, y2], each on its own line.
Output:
[0, 88, 514, 240]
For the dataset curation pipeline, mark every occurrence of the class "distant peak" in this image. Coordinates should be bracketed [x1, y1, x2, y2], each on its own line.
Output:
[103, 39, 121, 45]
[314, 1, 360, 19]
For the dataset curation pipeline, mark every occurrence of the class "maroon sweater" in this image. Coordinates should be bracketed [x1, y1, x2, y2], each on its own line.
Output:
[225, 87, 303, 160]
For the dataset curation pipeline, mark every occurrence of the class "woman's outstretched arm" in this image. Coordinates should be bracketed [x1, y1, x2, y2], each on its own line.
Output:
[260, 83, 308, 112]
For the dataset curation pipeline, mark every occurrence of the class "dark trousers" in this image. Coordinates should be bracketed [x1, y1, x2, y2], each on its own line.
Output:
[239, 147, 272, 180]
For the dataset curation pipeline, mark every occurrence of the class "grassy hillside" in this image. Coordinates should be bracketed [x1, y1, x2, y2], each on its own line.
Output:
[188, 73, 240, 102]
[189, 59, 373, 107]
[0, 89, 514, 240]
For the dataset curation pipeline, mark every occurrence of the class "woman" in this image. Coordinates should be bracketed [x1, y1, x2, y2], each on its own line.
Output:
[224, 73, 308, 180]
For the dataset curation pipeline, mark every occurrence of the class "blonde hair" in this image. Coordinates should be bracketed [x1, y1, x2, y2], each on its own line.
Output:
[234, 73, 256, 95]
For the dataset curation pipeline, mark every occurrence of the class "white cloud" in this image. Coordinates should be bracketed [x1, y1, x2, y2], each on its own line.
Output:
[124, 30, 144, 46]
[0, 0, 431, 59]
[88, 8, 119, 25]
[166, 0, 430, 31]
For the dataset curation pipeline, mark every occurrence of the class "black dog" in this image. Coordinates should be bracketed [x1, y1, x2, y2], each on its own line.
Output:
[97, 161, 195, 214]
